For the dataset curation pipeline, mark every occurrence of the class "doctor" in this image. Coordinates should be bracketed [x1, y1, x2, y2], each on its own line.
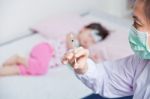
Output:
[62, 0, 150, 98]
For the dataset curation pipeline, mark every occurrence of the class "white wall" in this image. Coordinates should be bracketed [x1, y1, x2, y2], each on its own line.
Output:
[0, 0, 129, 45]
[90, 0, 129, 17]
[0, 0, 101, 44]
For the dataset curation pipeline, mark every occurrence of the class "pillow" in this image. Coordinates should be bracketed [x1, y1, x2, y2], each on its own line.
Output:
[89, 26, 133, 61]
[31, 14, 86, 39]
[31, 13, 133, 61]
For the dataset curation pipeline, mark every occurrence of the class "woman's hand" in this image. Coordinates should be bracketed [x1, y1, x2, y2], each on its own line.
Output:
[62, 47, 89, 74]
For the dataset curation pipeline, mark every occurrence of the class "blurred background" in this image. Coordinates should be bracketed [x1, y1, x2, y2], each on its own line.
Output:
[0, 0, 135, 99]
[0, 0, 135, 45]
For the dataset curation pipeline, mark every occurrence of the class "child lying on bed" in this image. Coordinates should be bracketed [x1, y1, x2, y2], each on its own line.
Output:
[0, 23, 109, 76]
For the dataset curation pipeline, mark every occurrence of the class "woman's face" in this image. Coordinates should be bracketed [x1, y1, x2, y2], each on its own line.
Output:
[133, 0, 149, 31]
[133, 0, 150, 46]
[77, 28, 95, 48]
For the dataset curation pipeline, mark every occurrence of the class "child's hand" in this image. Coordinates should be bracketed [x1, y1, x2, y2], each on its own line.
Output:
[90, 52, 102, 63]
[62, 47, 89, 74]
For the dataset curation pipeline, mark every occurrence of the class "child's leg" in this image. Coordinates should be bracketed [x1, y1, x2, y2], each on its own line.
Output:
[0, 65, 20, 76]
[3, 55, 20, 66]
[3, 55, 27, 67]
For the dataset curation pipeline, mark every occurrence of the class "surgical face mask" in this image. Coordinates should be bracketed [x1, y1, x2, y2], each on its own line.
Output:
[129, 26, 150, 59]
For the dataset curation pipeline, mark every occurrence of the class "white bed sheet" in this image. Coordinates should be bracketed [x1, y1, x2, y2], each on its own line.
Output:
[0, 33, 91, 99]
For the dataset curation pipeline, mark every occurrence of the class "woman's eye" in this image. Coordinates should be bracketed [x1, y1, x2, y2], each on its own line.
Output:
[133, 21, 142, 28]
[133, 22, 137, 28]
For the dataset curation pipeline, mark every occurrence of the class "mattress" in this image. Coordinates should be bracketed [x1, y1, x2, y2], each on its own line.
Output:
[0, 33, 92, 99]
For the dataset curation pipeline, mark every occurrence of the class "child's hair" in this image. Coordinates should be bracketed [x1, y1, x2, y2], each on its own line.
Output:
[85, 23, 109, 40]
[144, 0, 150, 22]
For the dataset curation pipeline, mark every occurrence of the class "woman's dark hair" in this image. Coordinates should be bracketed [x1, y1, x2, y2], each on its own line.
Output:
[85, 23, 109, 40]
[144, 0, 150, 21]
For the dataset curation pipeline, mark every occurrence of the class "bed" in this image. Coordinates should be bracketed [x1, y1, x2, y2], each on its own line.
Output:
[0, 33, 92, 99]
[0, 12, 133, 99]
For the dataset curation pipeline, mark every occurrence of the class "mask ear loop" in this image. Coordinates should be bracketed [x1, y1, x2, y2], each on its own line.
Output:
[146, 33, 150, 52]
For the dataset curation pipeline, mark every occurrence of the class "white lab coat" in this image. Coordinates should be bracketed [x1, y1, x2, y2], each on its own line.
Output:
[76, 55, 150, 99]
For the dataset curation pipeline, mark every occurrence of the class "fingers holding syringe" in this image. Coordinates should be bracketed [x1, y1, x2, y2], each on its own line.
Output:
[62, 47, 89, 70]
[62, 50, 74, 64]
[62, 48, 78, 65]
[73, 47, 89, 69]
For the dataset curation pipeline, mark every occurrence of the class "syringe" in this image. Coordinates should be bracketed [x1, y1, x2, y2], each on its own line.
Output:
[70, 34, 78, 65]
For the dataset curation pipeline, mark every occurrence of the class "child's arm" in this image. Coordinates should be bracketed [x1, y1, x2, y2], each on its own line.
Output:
[90, 53, 101, 63]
